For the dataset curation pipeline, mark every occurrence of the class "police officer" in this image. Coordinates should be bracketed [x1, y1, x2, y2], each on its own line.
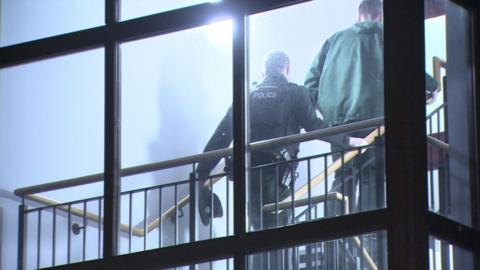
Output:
[196, 50, 367, 270]
[196, 50, 359, 228]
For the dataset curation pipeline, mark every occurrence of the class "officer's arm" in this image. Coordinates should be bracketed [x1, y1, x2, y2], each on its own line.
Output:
[196, 107, 233, 177]
[304, 39, 331, 102]
[293, 87, 348, 148]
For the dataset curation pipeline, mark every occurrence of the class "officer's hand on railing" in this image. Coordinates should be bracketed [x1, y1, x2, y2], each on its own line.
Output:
[348, 136, 369, 153]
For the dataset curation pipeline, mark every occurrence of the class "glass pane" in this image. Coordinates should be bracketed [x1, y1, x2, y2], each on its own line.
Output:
[425, 0, 475, 227]
[247, 0, 385, 231]
[429, 237, 475, 270]
[0, 0, 104, 47]
[247, 231, 387, 270]
[163, 258, 233, 270]
[120, 0, 221, 21]
[0, 49, 105, 269]
[120, 20, 232, 253]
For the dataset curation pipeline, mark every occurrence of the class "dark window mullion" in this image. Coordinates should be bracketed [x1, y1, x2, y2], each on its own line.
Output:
[106, 0, 119, 25]
[384, 0, 429, 269]
[103, 0, 121, 259]
[232, 9, 247, 270]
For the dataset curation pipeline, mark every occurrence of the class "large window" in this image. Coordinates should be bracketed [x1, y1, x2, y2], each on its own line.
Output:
[0, 49, 105, 269]
[246, 1, 385, 232]
[424, 0, 477, 227]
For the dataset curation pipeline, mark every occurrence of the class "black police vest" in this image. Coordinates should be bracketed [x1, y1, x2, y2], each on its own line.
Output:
[250, 84, 293, 147]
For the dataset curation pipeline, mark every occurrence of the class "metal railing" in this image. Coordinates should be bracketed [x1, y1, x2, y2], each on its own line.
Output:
[15, 115, 451, 269]
[14, 117, 385, 197]
[426, 103, 450, 214]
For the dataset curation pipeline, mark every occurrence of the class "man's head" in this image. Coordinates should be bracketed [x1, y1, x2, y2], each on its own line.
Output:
[262, 50, 290, 79]
[358, 0, 383, 22]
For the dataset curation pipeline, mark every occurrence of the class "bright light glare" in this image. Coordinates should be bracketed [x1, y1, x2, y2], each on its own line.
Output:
[209, 0, 222, 3]
[205, 20, 232, 45]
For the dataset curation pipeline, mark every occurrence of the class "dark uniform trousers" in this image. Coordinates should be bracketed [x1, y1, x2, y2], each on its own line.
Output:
[248, 153, 293, 270]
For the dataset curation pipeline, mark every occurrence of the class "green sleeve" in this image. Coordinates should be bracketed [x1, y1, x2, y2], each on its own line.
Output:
[304, 39, 331, 102]
[292, 86, 348, 148]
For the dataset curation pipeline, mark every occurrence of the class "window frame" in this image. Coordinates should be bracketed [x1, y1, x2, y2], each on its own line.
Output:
[1, 0, 479, 269]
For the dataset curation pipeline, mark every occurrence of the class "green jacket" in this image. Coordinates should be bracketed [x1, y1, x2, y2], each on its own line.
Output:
[305, 21, 438, 126]
[305, 21, 384, 126]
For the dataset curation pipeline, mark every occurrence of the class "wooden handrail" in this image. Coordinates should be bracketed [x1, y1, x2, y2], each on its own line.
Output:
[287, 126, 385, 204]
[25, 175, 225, 237]
[26, 194, 144, 236]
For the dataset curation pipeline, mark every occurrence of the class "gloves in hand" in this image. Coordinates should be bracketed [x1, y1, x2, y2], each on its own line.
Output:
[198, 183, 223, 226]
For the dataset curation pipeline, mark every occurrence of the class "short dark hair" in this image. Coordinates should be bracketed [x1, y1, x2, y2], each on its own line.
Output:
[359, 0, 382, 19]
[263, 50, 290, 76]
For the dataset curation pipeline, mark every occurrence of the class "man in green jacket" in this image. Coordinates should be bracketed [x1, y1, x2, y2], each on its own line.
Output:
[305, 0, 385, 217]
[304, 0, 438, 213]
[305, 0, 384, 129]
[304, 0, 437, 269]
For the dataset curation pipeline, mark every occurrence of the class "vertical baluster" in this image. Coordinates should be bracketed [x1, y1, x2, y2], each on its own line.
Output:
[429, 117, 435, 210]
[144, 190, 148, 251]
[360, 235, 364, 270]
[174, 184, 178, 244]
[18, 203, 26, 270]
[322, 242, 326, 270]
[275, 165, 279, 227]
[37, 210, 42, 269]
[83, 201, 87, 261]
[290, 161, 295, 224]
[358, 162, 363, 212]
[279, 249, 283, 270]
[293, 246, 298, 270]
[324, 156, 328, 218]
[432, 238, 437, 270]
[306, 244, 312, 270]
[437, 109, 441, 133]
[188, 173, 196, 270]
[226, 171, 230, 236]
[267, 251, 271, 269]
[98, 198, 102, 259]
[158, 187, 162, 248]
[67, 204, 71, 264]
[209, 177, 213, 239]
[259, 250, 263, 270]
[259, 168, 263, 229]
[189, 166, 196, 243]
[307, 159, 312, 221]
[128, 192, 132, 253]
[52, 207, 56, 267]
